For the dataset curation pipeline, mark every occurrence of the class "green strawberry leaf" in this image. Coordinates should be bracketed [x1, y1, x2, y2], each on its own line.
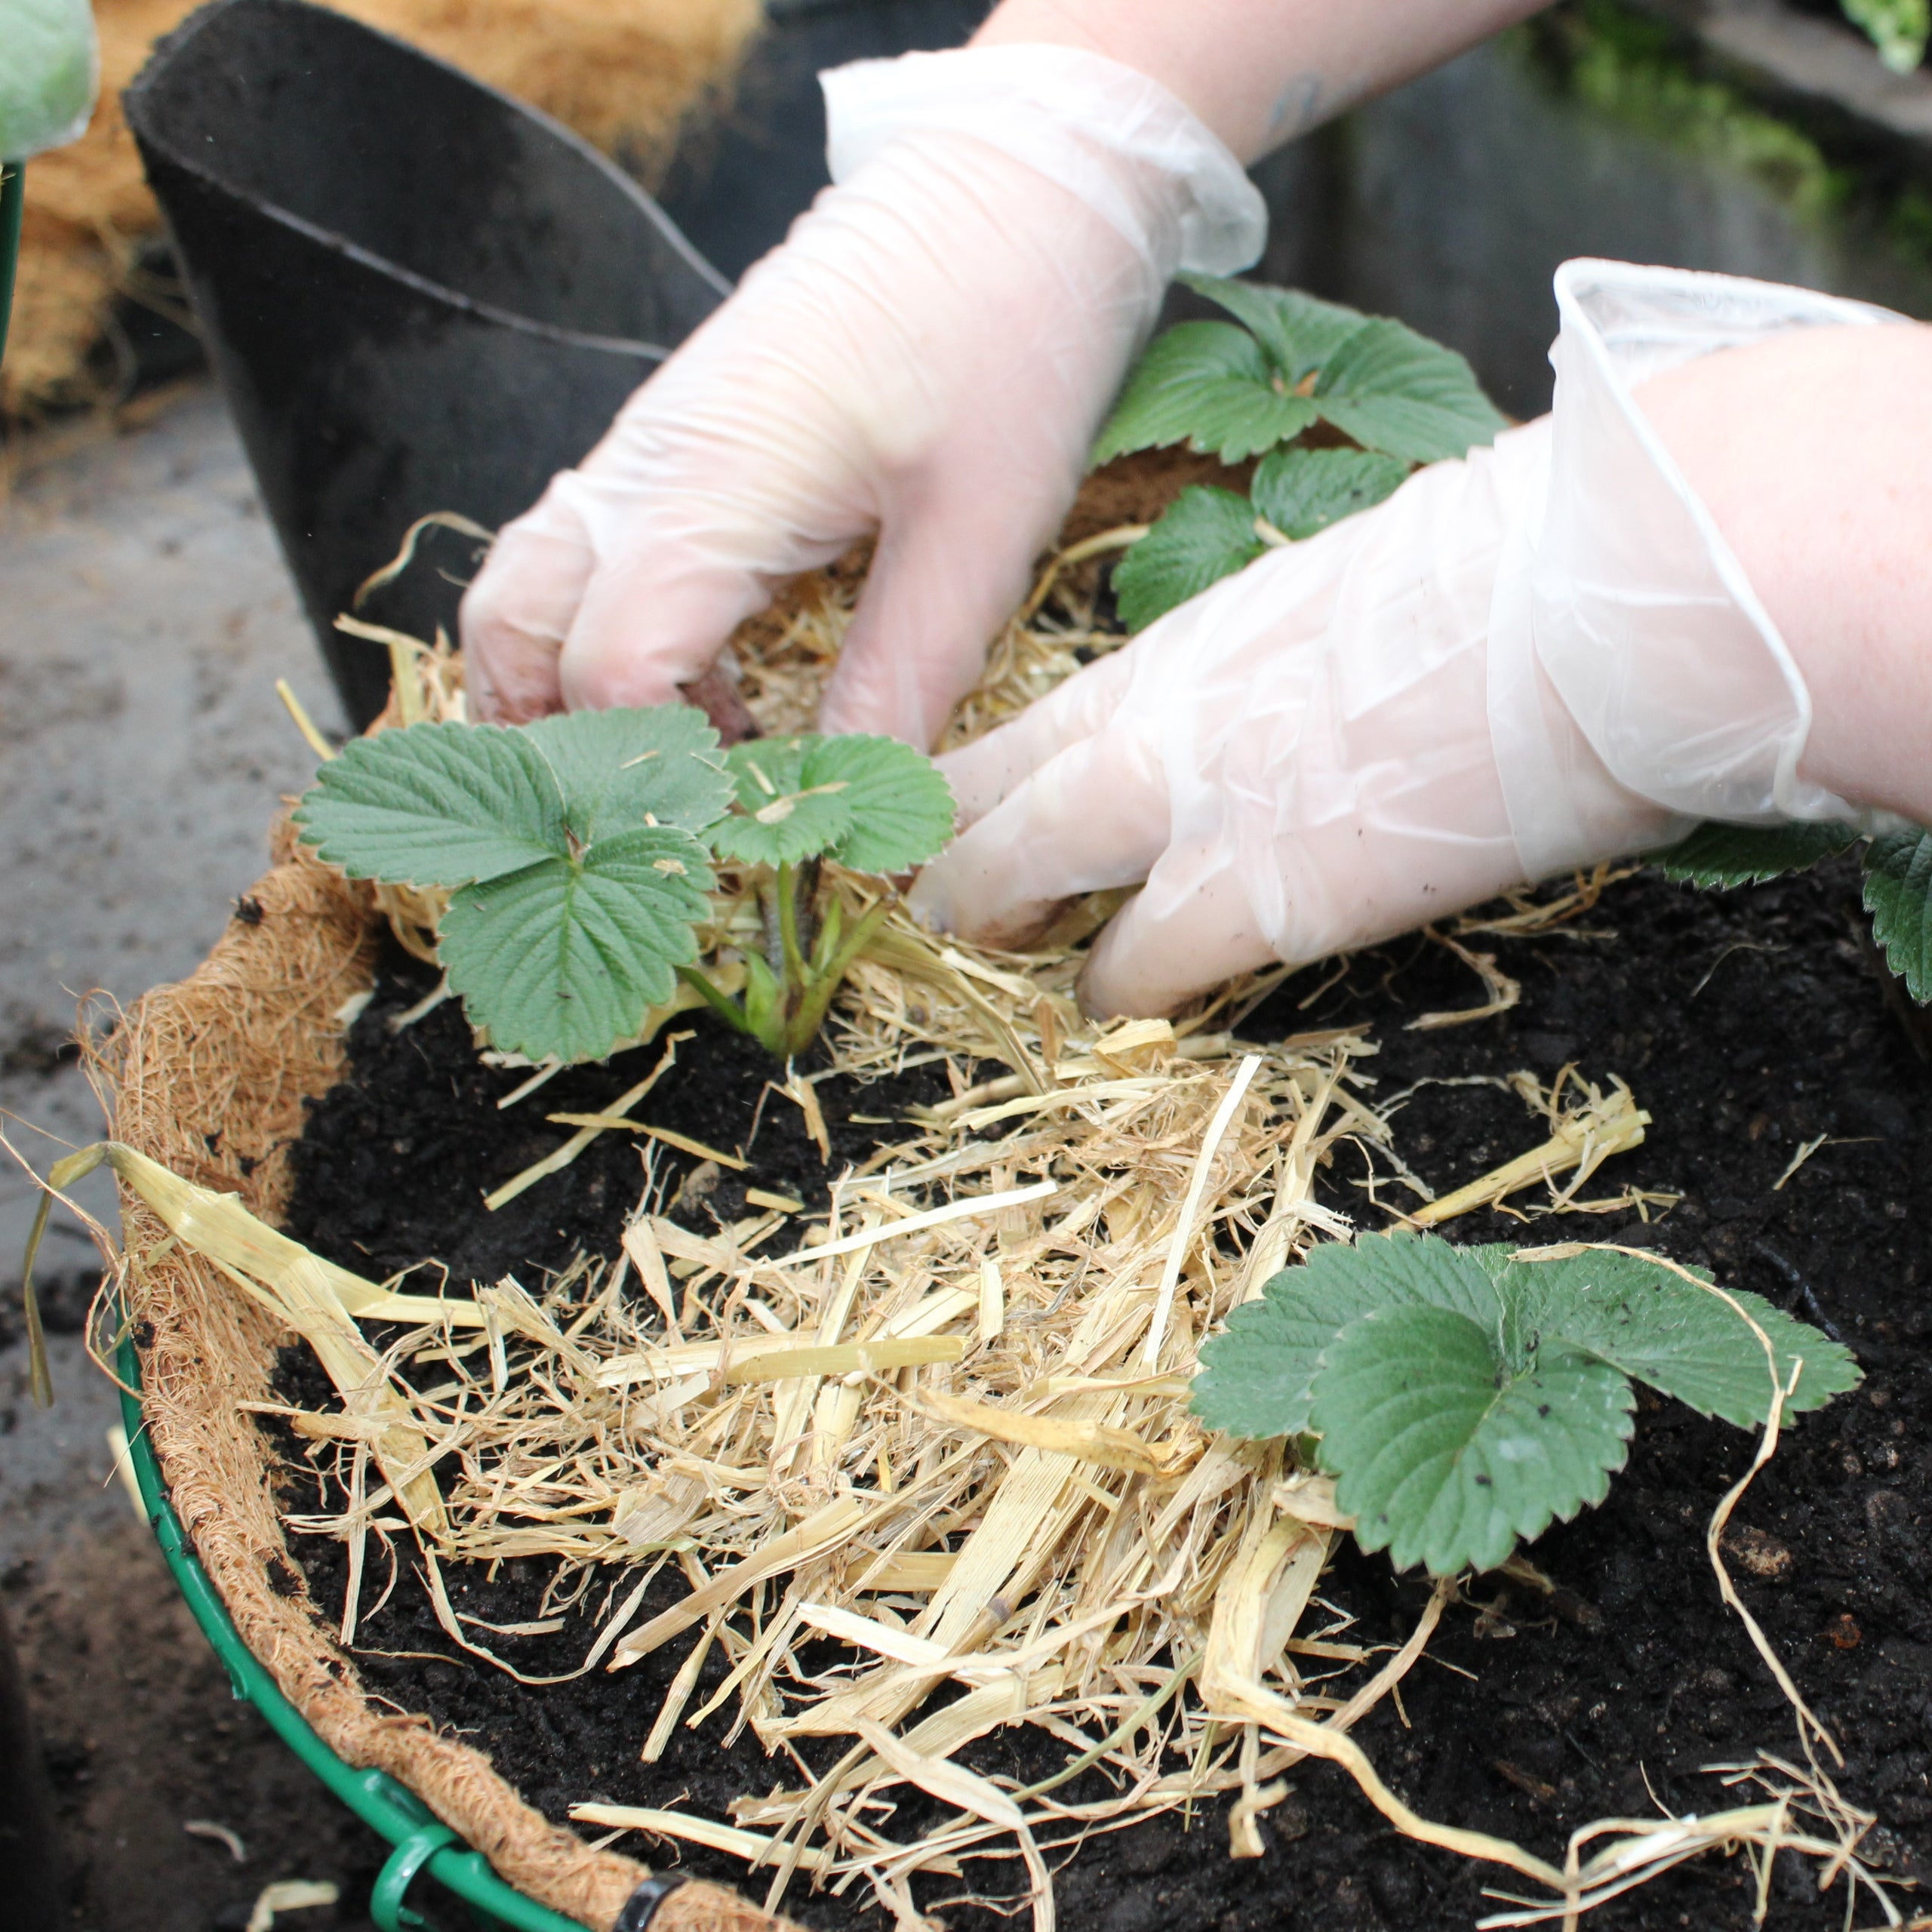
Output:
[1251, 447, 1411, 540]
[293, 721, 567, 886]
[1093, 320, 1318, 466]
[1112, 487, 1264, 631]
[1189, 1293, 1343, 1442]
[805, 735, 956, 875]
[1844, 0, 1929, 74]
[1311, 318, 1507, 463]
[1182, 273, 1371, 383]
[294, 707, 739, 1065]
[1654, 819, 1861, 887]
[1193, 1233, 1511, 1439]
[1863, 826, 1932, 1001]
[713, 736, 955, 874]
[722, 737, 805, 808]
[715, 739, 855, 868]
[1314, 1304, 1635, 1577]
[439, 826, 713, 1063]
[521, 705, 732, 841]
[1519, 1247, 1861, 1426]
[1195, 1232, 1857, 1577]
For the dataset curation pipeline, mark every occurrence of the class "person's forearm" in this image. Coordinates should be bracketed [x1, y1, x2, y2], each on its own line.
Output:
[971, 0, 1549, 162]
[1635, 321, 1932, 832]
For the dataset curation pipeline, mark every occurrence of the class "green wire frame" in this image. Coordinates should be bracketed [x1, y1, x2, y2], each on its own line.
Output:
[113, 1321, 592, 1932]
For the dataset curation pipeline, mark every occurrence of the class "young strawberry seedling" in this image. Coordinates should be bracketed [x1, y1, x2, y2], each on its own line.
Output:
[1192, 1231, 1857, 1577]
[681, 733, 954, 1062]
[1094, 272, 1506, 628]
[291, 709, 953, 1066]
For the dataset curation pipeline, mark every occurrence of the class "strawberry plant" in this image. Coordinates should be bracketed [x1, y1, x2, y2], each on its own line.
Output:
[294, 710, 953, 1066]
[1094, 274, 1506, 629]
[1193, 1232, 1857, 1577]
[680, 734, 954, 1061]
[1657, 818, 1932, 1000]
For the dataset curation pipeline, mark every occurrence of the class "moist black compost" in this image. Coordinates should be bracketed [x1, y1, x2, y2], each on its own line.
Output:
[278, 857, 1932, 1932]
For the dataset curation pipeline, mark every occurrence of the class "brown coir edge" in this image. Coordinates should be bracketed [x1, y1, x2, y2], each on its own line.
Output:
[90, 450, 1217, 1931]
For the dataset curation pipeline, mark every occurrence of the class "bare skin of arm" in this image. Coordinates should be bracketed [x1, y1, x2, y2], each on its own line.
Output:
[973, 0, 1549, 161]
[1635, 321, 1932, 829]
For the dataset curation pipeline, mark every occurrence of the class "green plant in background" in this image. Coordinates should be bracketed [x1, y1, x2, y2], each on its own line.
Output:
[1531, 2, 1850, 222]
[293, 710, 953, 1066]
[1192, 1232, 1857, 1577]
[1656, 819, 1932, 1000]
[2, 0, 102, 366]
[679, 734, 955, 1061]
[1093, 272, 1506, 629]
[1843, 0, 1930, 73]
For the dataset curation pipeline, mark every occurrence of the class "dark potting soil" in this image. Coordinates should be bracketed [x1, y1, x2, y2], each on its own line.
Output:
[275, 858, 1932, 1932]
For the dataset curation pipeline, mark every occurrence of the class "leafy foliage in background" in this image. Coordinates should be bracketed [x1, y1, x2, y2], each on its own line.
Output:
[1842, 0, 1929, 74]
[1193, 1232, 1857, 1577]
[294, 709, 728, 1064]
[1656, 817, 1932, 1004]
[683, 734, 955, 1062]
[1097, 275, 1506, 629]
[295, 714, 955, 1066]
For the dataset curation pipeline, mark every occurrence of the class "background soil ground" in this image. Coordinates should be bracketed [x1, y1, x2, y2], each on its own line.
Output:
[1, 1334, 389, 1932]
[0, 389, 366, 1931]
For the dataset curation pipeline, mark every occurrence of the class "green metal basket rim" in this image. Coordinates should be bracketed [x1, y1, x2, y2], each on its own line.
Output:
[114, 1316, 592, 1932]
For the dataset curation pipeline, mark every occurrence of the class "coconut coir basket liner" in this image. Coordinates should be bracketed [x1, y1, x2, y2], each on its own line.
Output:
[93, 455, 1216, 1932]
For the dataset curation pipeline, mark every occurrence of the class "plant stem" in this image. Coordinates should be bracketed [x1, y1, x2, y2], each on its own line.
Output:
[783, 894, 895, 1060]
[776, 861, 808, 995]
[0, 161, 23, 370]
[674, 964, 755, 1036]
[795, 857, 823, 964]
[758, 875, 785, 978]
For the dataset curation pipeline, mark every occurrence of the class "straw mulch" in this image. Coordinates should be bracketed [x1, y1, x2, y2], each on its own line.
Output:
[45, 448, 1892, 1932]
[5, 0, 758, 417]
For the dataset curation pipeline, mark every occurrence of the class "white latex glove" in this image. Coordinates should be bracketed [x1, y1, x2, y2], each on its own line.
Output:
[912, 260, 1897, 1017]
[460, 44, 1265, 744]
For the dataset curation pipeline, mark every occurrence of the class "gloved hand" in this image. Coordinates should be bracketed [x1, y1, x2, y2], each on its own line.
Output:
[911, 260, 1895, 1017]
[459, 43, 1265, 744]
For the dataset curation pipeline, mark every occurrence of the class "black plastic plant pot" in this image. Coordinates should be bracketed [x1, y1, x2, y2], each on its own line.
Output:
[124, 0, 733, 729]
[655, 0, 989, 281]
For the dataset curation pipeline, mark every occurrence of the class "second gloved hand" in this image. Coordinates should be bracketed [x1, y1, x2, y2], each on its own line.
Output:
[912, 261, 1890, 1017]
[459, 44, 1263, 745]
[910, 417, 1659, 1016]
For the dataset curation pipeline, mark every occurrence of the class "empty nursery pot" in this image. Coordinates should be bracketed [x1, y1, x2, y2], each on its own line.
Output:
[125, 0, 732, 728]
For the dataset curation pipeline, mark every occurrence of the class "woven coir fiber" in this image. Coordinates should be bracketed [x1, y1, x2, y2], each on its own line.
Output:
[97, 830, 800, 1931]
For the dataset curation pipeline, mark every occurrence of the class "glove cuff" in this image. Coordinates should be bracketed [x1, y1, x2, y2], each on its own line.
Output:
[1506, 260, 1895, 863]
[820, 45, 1266, 280]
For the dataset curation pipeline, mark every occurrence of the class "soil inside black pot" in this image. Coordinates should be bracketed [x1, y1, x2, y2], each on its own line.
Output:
[277, 854, 1932, 1932]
